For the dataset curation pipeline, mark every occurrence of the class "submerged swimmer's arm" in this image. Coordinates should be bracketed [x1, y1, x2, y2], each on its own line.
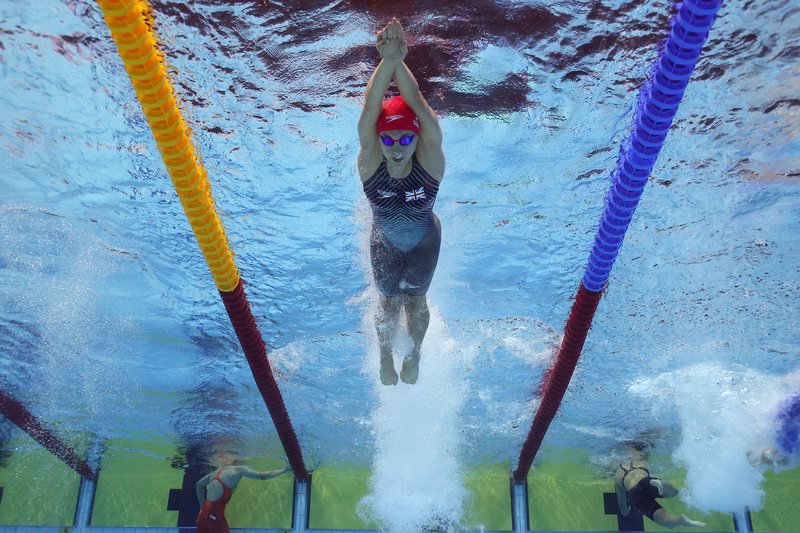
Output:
[238, 464, 293, 480]
[385, 22, 444, 178]
[357, 20, 406, 180]
[394, 61, 444, 180]
[358, 58, 397, 149]
[387, 20, 442, 148]
[392, 62, 442, 148]
[358, 19, 406, 150]
[196, 473, 212, 504]
[615, 473, 631, 516]
[357, 58, 397, 180]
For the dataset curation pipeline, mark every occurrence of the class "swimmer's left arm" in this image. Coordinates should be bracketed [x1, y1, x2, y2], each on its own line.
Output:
[392, 61, 445, 180]
[393, 62, 442, 148]
[388, 22, 444, 179]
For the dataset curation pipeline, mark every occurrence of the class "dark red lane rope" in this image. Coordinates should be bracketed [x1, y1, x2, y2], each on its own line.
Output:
[0, 388, 95, 480]
[510, 0, 723, 483]
[513, 283, 602, 482]
[219, 280, 309, 480]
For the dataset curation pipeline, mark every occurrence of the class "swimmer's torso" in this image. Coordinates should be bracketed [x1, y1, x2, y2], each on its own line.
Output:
[363, 156, 440, 251]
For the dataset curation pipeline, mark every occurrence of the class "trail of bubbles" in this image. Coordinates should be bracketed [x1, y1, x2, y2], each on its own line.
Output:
[359, 306, 473, 531]
[630, 362, 799, 513]
[352, 198, 474, 530]
[0, 206, 137, 436]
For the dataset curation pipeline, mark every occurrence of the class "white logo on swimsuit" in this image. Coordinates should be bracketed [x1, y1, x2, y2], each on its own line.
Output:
[405, 187, 426, 202]
[385, 114, 404, 122]
[377, 189, 397, 198]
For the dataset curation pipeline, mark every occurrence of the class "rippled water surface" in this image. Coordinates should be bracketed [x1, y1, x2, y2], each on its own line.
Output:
[1, 0, 799, 521]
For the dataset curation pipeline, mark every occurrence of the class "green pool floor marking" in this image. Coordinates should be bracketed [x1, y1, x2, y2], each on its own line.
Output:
[463, 462, 513, 531]
[308, 463, 513, 530]
[92, 438, 184, 526]
[528, 455, 619, 532]
[0, 431, 80, 526]
[309, 465, 377, 530]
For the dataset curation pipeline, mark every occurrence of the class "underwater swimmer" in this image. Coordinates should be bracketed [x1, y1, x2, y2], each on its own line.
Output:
[615, 444, 706, 529]
[357, 18, 445, 386]
[196, 461, 291, 533]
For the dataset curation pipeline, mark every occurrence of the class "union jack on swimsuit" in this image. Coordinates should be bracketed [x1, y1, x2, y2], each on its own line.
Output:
[405, 187, 426, 202]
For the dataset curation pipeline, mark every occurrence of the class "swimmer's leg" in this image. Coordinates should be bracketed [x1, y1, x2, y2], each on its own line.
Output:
[652, 479, 679, 498]
[376, 295, 402, 385]
[400, 294, 430, 384]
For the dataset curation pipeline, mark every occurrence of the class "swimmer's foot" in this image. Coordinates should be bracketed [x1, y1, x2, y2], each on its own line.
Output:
[380, 353, 398, 386]
[400, 350, 420, 384]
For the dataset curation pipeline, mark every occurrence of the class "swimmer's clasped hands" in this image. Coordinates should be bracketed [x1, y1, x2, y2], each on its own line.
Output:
[376, 17, 407, 63]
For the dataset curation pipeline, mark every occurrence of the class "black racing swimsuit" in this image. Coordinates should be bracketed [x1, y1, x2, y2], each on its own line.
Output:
[621, 464, 663, 520]
[363, 156, 441, 296]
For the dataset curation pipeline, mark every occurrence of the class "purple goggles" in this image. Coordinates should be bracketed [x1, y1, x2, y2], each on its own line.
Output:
[380, 134, 416, 147]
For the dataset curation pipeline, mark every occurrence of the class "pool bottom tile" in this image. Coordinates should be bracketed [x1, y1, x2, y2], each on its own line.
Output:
[0, 431, 80, 526]
[750, 465, 800, 533]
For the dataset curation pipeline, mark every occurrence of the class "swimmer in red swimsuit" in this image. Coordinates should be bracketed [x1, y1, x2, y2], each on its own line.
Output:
[357, 18, 446, 386]
[614, 445, 705, 529]
[195, 462, 292, 532]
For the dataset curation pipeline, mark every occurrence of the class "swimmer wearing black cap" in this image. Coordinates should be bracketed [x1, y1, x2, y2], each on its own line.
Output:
[357, 18, 445, 386]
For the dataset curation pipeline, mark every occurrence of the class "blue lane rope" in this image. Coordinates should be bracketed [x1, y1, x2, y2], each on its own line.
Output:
[582, 0, 724, 292]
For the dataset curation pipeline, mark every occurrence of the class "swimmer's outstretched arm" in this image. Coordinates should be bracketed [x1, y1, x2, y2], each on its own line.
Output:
[357, 59, 395, 148]
[357, 19, 406, 178]
[386, 20, 445, 179]
[237, 464, 293, 480]
[392, 63, 442, 147]
[393, 61, 444, 183]
[357, 19, 405, 150]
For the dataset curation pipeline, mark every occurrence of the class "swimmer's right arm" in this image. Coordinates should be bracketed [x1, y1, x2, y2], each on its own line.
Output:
[358, 59, 395, 149]
[614, 474, 631, 516]
[239, 464, 293, 480]
[195, 473, 212, 505]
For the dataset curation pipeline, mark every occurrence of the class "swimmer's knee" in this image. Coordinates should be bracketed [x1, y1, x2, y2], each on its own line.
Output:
[404, 295, 430, 320]
[658, 480, 679, 498]
[378, 294, 403, 311]
[405, 294, 428, 307]
[375, 307, 400, 337]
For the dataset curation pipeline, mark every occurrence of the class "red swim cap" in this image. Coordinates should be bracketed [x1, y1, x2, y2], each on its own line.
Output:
[376, 96, 420, 134]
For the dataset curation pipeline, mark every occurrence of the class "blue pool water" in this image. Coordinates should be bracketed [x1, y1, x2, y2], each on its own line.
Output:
[1, 0, 798, 528]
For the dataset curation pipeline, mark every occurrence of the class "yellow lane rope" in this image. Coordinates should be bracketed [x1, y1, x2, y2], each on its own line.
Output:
[98, 0, 240, 292]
